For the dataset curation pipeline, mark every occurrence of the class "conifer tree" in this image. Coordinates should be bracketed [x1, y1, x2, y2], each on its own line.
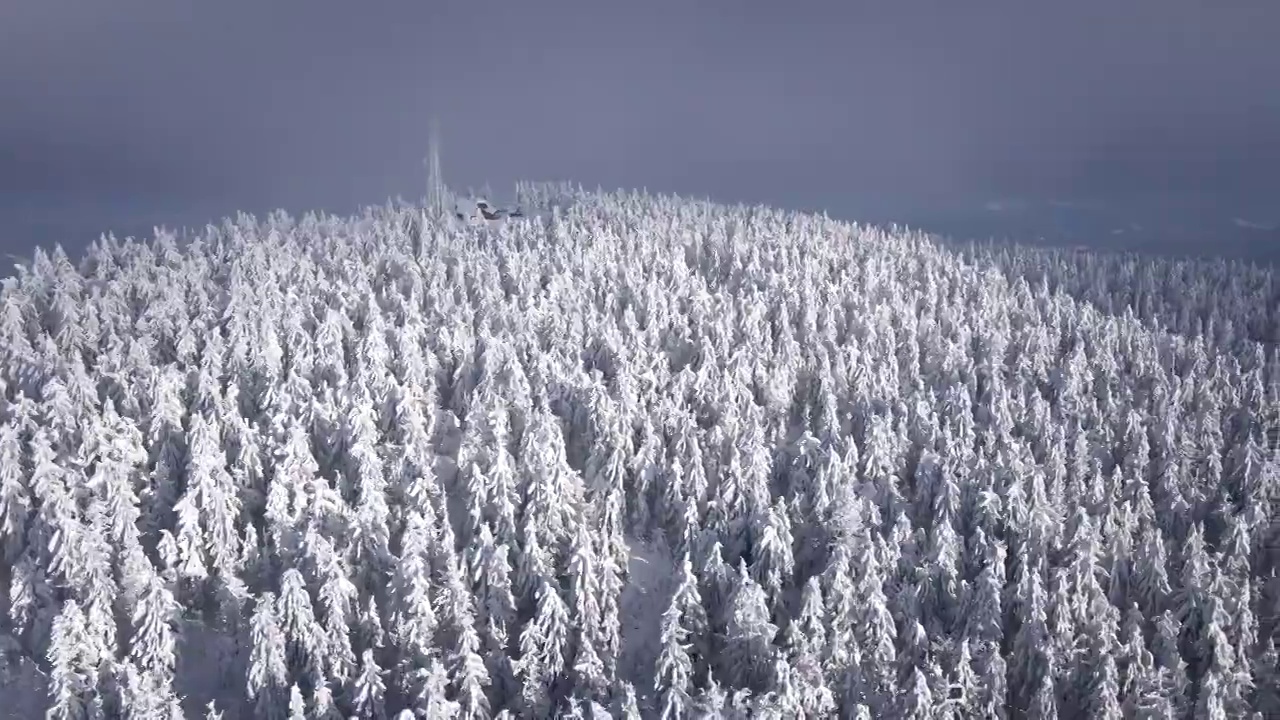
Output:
[247, 592, 289, 720]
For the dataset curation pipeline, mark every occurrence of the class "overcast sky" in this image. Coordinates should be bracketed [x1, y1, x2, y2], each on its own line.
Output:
[2, 0, 1278, 258]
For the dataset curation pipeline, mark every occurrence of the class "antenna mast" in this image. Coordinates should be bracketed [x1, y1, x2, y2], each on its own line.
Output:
[426, 118, 447, 217]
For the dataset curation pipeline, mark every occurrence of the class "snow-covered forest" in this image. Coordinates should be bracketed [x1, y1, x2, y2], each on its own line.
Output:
[0, 184, 1276, 718]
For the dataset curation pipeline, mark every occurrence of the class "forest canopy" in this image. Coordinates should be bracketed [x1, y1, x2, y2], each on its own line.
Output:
[0, 184, 1276, 718]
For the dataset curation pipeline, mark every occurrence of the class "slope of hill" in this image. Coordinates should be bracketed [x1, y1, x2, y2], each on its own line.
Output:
[0, 186, 1277, 718]
[959, 239, 1280, 348]
[902, 197, 1280, 266]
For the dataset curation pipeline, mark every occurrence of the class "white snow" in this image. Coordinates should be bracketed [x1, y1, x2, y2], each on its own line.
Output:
[616, 539, 674, 700]
[0, 182, 1276, 717]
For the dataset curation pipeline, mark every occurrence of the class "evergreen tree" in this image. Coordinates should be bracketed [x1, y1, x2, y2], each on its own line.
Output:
[247, 592, 289, 720]
[719, 560, 777, 692]
[46, 600, 94, 720]
[516, 580, 571, 716]
[351, 649, 389, 720]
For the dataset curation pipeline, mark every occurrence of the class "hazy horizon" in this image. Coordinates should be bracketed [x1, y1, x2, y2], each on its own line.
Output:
[2, 0, 1278, 263]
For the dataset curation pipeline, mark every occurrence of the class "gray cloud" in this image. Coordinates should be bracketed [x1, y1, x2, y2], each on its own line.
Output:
[2, 0, 1278, 257]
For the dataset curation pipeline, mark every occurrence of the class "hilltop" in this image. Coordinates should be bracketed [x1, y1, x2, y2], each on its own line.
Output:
[0, 185, 1277, 718]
